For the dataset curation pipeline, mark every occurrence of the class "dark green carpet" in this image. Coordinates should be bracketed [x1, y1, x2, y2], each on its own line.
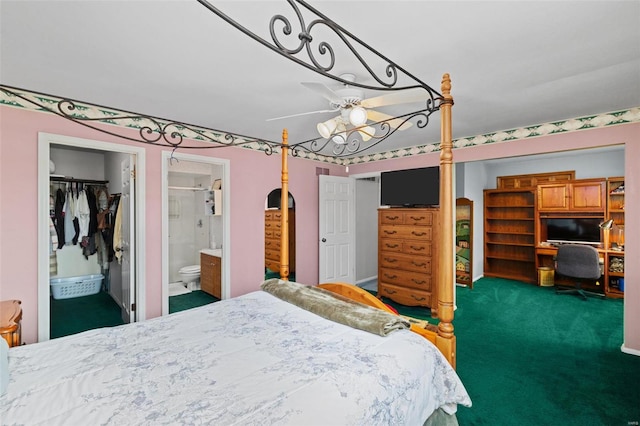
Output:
[379, 277, 639, 425]
[265, 269, 296, 281]
[50, 291, 124, 338]
[169, 290, 219, 313]
[51, 290, 220, 337]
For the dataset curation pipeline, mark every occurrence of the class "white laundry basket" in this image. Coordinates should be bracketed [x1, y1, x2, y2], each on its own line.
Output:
[50, 274, 104, 300]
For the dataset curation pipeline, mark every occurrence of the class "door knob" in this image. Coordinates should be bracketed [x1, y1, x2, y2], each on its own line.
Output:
[321, 238, 326, 242]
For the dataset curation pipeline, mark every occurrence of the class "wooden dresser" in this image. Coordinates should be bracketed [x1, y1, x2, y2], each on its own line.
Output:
[378, 208, 439, 316]
[200, 252, 221, 299]
[264, 209, 295, 274]
[1, 299, 22, 347]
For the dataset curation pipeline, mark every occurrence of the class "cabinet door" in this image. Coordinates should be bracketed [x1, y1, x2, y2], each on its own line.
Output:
[537, 183, 570, 210]
[570, 181, 605, 211]
[200, 253, 221, 298]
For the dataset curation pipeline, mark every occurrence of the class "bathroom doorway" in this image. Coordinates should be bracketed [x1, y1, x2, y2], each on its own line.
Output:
[161, 151, 230, 316]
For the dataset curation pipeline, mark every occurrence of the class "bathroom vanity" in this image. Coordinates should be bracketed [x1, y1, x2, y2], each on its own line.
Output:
[200, 249, 221, 299]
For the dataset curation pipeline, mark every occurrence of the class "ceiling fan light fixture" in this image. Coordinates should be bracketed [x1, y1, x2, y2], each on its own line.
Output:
[317, 117, 338, 139]
[332, 133, 347, 144]
[349, 106, 368, 126]
[359, 125, 376, 142]
[331, 122, 347, 144]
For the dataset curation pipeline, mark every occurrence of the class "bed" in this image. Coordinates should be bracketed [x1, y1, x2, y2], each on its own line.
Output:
[1, 280, 469, 425]
[1, 1, 467, 424]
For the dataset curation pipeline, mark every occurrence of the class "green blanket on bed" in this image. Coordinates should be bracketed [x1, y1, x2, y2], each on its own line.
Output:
[261, 279, 410, 336]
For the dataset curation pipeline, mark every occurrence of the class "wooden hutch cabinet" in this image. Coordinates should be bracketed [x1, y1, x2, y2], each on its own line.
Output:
[378, 208, 439, 316]
[537, 179, 606, 212]
[497, 170, 575, 190]
[486, 171, 624, 299]
[264, 209, 295, 274]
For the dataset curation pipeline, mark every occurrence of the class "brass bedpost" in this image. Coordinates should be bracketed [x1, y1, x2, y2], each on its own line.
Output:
[437, 73, 456, 368]
[280, 129, 290, 281]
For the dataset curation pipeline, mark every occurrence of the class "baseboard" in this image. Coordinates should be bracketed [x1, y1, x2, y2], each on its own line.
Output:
[355, 276, 377, 287]
[621, 343, 640, 357]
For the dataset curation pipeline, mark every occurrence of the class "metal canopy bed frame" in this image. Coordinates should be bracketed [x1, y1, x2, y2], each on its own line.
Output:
[1, 0, 456, 366]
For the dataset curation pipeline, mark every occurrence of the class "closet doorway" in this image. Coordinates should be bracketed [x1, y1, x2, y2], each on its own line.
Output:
[37, 133, 146, 342]
[161, 151, 230, 316]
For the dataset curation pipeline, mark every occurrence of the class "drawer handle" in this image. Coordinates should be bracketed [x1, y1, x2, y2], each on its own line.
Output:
[386, 243, 399, 249]
[411, 295, 426, 301]
[412, 262, 426, 267]
[384, 289, 398, 295]
[410, 246, 425, 251]
[412, 279, 426, 285]
[387, 215, 400, 220]
[384, 274, 398, 279]
[384, 257, 398, 263]
[384, 230, 397, 235]
[410, 216, 426, 221]
[411, 231, 427, 237]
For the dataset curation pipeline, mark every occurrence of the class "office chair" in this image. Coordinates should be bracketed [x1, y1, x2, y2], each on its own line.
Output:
[555, 244, 604, 300]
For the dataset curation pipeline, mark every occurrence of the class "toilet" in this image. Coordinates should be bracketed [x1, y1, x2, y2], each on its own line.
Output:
[178, 265, 201, 291]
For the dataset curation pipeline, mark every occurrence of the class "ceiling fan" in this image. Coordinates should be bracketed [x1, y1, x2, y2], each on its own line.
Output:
[268, 73, 430, 143]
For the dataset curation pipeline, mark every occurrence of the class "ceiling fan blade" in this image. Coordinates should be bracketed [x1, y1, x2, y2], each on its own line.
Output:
[367, 110, 413, 131]
[361, 88, 430, 109]
[266, 108, 339, 122]
[301, 82, 344, 105]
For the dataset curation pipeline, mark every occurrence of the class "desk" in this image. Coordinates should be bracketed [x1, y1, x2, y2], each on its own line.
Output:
[1, 299, 22, 347]
[535, 246, 624, 298]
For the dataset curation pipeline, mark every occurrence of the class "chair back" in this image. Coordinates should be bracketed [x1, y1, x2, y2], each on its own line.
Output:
[556, 244, 601, 280]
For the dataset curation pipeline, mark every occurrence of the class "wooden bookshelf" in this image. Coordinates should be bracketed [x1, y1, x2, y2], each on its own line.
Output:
[483, 189, 537, 283]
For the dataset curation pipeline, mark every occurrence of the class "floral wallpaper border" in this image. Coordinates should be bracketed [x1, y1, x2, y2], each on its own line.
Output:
[2, 86, 638, 166]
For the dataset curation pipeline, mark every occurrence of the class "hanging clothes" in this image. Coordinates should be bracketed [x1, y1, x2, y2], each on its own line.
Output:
[103, 194, 120, 263]
[49, 194, 58, 276]
[54, 188, 65, 249]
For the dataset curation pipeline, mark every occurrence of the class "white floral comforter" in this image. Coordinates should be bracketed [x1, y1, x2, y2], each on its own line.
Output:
[1, 291, 470, 425]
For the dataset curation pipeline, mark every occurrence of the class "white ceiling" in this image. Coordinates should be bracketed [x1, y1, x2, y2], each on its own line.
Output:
[2, 1, 639, 154]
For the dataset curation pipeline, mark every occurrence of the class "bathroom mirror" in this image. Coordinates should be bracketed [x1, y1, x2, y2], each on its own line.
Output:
[264, 189, 295, 281]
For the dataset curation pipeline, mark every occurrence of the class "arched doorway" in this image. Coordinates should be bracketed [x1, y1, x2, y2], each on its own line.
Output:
[264, 189, 295, 281]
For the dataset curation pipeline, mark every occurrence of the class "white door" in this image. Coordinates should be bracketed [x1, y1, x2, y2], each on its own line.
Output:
[318, 175, 355, 284]
[120, 157, 136, 322]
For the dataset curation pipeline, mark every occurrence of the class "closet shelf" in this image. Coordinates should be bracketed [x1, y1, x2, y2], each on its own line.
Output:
[50, 176, 109, 185]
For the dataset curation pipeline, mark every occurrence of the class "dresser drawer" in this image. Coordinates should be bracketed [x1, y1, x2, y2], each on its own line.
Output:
[265, 259, 280, 273]
[379, 267, 432, 291]
[379, 225, 432, 241]
[265, 238, 281, 251]
[380, 210, 434, 226]
[379, 252, 432, 274]
[377, 283, 432, 307]
[264, 220, 282, 231]
[265, 248, 280, 262]
[403, 240, 432, 256]
[380, 238, 432, 256]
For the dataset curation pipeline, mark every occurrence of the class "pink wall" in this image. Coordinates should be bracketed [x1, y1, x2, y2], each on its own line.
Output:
[1, 103, 637, 355]
[0, 106, 345, 343]
[349, 122, 640, 356]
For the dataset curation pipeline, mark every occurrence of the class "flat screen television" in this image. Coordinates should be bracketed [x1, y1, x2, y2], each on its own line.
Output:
[380, 166, 439, 207]
[546, 217, 601, 245]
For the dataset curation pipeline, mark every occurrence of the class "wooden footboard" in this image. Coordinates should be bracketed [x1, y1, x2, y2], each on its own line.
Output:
[318, 282, 455, 368]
